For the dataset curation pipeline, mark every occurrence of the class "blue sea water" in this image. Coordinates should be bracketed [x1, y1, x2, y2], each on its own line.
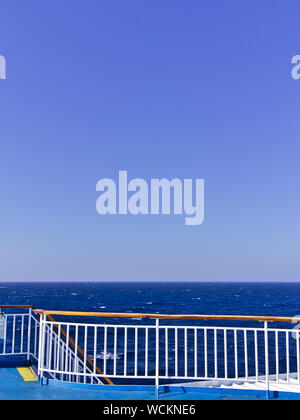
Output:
[0, 282, 300, 318]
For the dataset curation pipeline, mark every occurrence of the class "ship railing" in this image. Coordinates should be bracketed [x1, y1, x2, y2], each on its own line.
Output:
[35, 310, 300, 391]
[40, 318, 104, 384]
[0, 306, 40, 363]
[0, 306, 103, 384]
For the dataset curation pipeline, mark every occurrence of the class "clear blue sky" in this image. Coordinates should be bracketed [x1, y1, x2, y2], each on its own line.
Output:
[0, 0, 299, 282]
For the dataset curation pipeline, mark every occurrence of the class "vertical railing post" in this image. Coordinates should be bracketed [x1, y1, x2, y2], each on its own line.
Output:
[264, 321, 270, 399]
[3, 315, 7, 355]
[38, 314, 46, 384]
[12, 315, 16, 354]
[27, 309, 32, 363]
[155, 318, 159, 398]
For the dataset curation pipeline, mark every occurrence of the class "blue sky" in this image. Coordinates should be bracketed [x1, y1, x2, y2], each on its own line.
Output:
[0, 0, 299, 282]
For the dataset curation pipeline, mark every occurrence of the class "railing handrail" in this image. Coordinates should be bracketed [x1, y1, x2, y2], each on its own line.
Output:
[1, 306, 298, 322]
[35, 310, 300, 323]
[1, 305, 299, 322]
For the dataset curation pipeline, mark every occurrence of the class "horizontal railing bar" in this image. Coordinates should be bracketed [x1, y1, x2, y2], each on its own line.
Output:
[1, 305, 298, 323]
[40, 369, 156, 379]
[35, 310, 300, 322]
[43, 320, 156, 328]
[41, 320, 298, 333]
[40, 368, 296, 382]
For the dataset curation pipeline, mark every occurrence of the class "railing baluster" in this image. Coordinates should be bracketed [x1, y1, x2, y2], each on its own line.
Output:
[184, 328, 188, 378]
[255, 329, 258, 381]
[103, 326, 107, 376]
[38, 314, 46, 379]
[20, 315, 24, 354]
[234, 329, 238, 379]
[244, 329, 248, 380]
[275, 330, 279, 382]
[124, 327, 127, 376]
[175, 327, 178, 378]
[214, 329, 217, 378]
[84, 325, 88, 383]
[75, 325, 79, 382]
[264, 322, 269, 391]
[34, 321, 37, 357]
[93, 326, 97, 375]
[56, 324, 61, 373]
[165, 328, 168, 377]
[27, 312, 32, 360]
[69, 344, 73, 382]
[53, 332, 57, 376]
[204, 328, 207, 379]
[45, 326, 49, 370]
[224, 329, 228, 379]
[65, 324, 70, 376]
[155, 319, 159, 391]
[3, 316, 7, 354]
[60, 339, 64, 380]
[145, 327, 148, 377]
[194, 328, 197, 378]
[286, 331, 290, 383]
[12, 315, 16, 354]
[48, 324, 53, 371]
[114, 326, 117, 377]
[134, 327, 138, 377]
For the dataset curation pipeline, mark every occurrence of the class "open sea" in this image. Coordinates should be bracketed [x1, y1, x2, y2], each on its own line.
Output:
[1, 282, 300, 317]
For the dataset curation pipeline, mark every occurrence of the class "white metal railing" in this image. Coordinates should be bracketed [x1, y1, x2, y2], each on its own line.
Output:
[39, 321, 103, 384]
[1, 308, 300, 391]
[0, 309, 40, 362]
[37, 315, 300, 390]
[0, 308, 102, 384]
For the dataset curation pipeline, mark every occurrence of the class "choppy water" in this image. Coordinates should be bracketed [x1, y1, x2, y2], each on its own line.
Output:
[0, 282, 300, 317]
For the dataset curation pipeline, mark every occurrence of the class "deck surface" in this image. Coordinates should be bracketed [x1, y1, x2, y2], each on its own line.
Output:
[1, 368, 300, 400]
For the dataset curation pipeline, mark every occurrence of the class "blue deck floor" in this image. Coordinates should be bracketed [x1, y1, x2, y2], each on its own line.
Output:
[1, 368, 300, 400]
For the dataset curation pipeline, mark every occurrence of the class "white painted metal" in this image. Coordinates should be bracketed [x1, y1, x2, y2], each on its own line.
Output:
[155, 319, 159, 390]
[35, 318, 300, 390]
[264, 321, 269, 392]
[0, 311, 39, 361]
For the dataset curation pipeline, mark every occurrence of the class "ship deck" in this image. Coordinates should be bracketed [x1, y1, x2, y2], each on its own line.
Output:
[1, 366, 300, 400]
